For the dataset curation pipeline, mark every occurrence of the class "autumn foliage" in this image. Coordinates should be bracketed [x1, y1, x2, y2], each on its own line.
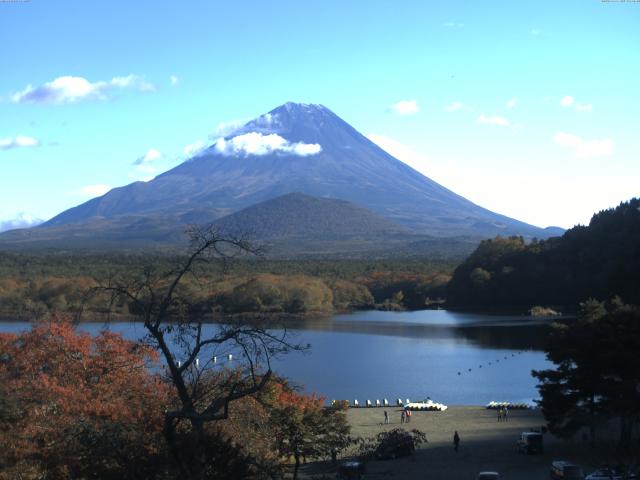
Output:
[265, 381, 350, 480]
[0, 318, 353, 479]
[0, 315, 169, 479]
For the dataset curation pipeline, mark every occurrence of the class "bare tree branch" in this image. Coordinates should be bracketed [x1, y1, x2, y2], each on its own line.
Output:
[85, 224, 302, 480]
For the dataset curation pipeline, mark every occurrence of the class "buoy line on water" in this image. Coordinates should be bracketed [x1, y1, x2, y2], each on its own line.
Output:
[456, 349, 531, 377]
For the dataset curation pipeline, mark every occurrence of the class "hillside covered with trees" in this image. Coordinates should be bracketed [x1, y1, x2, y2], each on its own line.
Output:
[0, 254, 451, 319]
[446, 198, 640, 311]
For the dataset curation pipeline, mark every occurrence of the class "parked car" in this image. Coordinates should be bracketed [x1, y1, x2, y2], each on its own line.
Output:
[551, 460, 585, 480]
[586, 466, 638, 480]
[516, 431, 544, 454]
[586, 467, 624, 480]
[336, 461, 365, 480]
[477, 472, 501, 480]
[374, 431, 415, 460]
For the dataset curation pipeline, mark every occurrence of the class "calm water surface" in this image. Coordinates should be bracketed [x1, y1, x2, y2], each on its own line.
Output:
[0, 310, 554, 405]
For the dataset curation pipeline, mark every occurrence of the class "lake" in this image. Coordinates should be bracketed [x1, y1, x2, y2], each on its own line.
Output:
[0, 310, 555, 406]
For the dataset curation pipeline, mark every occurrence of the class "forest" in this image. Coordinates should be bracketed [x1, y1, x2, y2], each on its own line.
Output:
[0, 254, 452, 319]
[1, 198, 639, 319]
[446, 198, 640, 311]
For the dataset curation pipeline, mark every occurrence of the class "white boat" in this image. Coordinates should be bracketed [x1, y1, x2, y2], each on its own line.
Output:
[405, 398, 448, 411]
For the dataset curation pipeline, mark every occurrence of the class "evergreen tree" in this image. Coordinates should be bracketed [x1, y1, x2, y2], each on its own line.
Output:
[533, 300, 640, 446]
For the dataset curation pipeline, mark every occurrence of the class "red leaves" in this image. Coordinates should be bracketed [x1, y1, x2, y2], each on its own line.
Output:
[276, 389, 325, 412]
[0, 315, 169, 475]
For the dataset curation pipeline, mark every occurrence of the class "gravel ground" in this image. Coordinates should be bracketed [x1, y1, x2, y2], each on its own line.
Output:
[299, 406, 597, 480]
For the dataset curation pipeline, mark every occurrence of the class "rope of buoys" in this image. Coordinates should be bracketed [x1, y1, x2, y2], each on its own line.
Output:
[456, 349, 527, 377]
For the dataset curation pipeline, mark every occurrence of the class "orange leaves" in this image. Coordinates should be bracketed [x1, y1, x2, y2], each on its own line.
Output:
[276, 389, 325, 412]
[0, 315, 170, 475]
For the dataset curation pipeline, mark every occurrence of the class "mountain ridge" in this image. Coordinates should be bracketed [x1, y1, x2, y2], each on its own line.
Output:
[0, 193, 480, 259]
[4, 102, 562, 254]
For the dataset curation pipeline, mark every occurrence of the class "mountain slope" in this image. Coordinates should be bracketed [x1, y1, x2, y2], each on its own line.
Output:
[213, 192, 408, 239]
[0, 193, 480, 259]
[41, 102, 555, 239]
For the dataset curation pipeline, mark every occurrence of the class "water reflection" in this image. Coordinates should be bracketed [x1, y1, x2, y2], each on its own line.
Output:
[0, 310, 558, 405]
[284, 310, 557, 351]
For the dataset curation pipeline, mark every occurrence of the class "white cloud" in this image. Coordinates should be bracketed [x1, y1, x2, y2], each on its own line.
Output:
[560, 96, 575, 107]
[69, 184, 111, 197]
[12, 74, 156, 104]
[553, 132, 615, 158]
[214, 132, 322, 157]
[444, 101, 472, 113]
[169, 75, 179, 86]
[0, 135, 40, 150]
[530, 29, 541, 36]
[110, 74, 155, 91]
[553, 132, 582, 149]
[127, 171, 155, 182]
[130, 148, 162, 181]
[367, 134, 428, 167]
[444, 22, 464, 28]
[183, 140, 207, 157]
[506, 98, 518, 108]
[212, 119, 246, 138]
[477, 114, 510, 126]
[0, 212, 43, 232]
[289, 142, 322, 156]
[389, 100, 420, 115]
[136, 164, 158, 174]
[133, 148, 162, 165]
[560, 96, 594, 112]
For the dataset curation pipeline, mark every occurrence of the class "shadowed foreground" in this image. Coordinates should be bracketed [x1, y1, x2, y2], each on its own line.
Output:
[300, 406, 600, 480]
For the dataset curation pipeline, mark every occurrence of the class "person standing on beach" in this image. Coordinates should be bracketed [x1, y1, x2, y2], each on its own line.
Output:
[503, 406, 508, 422]
[401, 410, 406, 424]
[497, 407, 502, 422]
[384, 410, 389, 424]
[453, 431, 460, 452]
[406, 408, 411, 423]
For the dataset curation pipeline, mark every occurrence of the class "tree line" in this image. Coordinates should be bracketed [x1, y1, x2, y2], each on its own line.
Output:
[446, 198, 640, 311]
[0, 259, 451, 318]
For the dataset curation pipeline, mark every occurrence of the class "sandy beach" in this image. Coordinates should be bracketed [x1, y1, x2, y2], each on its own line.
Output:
[300, 406, 597, 480]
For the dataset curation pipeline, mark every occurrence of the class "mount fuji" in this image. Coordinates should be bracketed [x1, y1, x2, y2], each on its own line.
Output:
[0, 102, 561, 254]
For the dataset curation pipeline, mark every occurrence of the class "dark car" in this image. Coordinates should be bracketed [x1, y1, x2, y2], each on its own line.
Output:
[374, 431, 415, 460]
[551, 460, 585, 480]
[477, 472, 501, 480]
[586, 467, 624, 480]
[586, 466, 639, 480]
[336, 461, 365, 480]
[517, 432, 544, 454]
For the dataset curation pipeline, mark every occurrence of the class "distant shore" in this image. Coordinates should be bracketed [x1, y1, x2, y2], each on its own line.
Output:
[0, 307, 574, 325]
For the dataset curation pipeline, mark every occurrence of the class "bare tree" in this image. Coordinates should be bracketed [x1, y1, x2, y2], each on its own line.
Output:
[91, 225, 304, 479]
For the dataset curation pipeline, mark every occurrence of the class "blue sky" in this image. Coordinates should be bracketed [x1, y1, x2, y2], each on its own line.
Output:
[1, 0, 638, 229]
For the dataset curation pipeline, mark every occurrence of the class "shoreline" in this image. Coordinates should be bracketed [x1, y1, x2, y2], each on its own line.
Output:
[0, 307, 574, 324]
